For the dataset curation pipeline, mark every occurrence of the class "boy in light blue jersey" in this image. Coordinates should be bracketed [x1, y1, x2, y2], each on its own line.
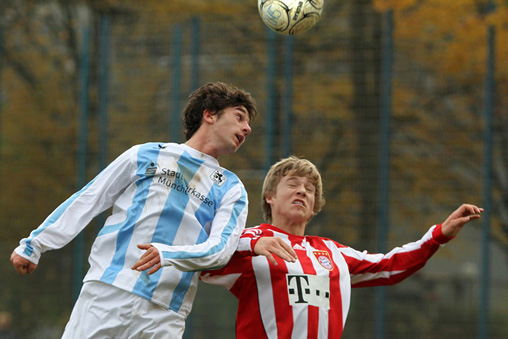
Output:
[10, 82, 257, 338]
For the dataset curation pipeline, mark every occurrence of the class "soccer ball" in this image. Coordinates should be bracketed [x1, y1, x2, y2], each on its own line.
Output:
[258, 0, 324, 35]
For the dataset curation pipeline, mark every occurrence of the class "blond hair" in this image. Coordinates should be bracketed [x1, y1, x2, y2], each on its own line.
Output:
[262, 156, 325, 223]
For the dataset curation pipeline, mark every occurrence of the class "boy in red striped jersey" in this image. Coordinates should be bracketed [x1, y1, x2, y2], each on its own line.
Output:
[135, 156, 483, 338]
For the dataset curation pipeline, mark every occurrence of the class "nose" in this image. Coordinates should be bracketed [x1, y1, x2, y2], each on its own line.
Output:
[243, 122, 251, 136]
[296, 186, 306, 196]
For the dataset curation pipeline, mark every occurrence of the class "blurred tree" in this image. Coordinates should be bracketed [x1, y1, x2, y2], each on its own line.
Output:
[374, 0, 508, 248]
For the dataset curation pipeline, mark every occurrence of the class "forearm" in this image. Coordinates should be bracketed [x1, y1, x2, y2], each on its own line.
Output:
[348, 225, 447, 287]
[153, 229, 242, 271]
[154, 197, 248, 271]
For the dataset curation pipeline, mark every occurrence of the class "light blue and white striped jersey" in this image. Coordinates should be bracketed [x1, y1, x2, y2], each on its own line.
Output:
[15, 142, 249, 315]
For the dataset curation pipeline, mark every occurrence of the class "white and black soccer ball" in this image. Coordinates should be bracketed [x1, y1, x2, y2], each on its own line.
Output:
[258, 0, 324, 35]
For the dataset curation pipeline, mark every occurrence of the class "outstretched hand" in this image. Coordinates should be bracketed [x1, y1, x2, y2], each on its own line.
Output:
[254, 237, 298, 265]
[131, 244, 162, 275]
[441, 204, 483, 238]
[10, 251, 37, 275]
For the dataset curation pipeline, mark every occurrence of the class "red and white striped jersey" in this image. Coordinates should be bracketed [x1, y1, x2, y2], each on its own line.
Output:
[201, 223, 451, 339]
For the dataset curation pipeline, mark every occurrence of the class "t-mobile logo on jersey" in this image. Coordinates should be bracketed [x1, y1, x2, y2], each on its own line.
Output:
[286, 274, 330, 309]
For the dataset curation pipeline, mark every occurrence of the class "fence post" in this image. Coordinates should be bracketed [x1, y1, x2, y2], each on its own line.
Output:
[73, 18, 91, 302]
[281, 36, 294, 158]
[190, 17, 200, 92]
[477, 3, 495, 338]
[96, 14, 111, 234]
[0, 26, 3, 232]
[375, 9, 394, 339]
[98, 15, 110, 173]
[171, 25, 182, 142]
[265, 28, 277, 171]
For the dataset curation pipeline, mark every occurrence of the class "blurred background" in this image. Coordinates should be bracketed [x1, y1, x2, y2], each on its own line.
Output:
[0, 0, 507, 338]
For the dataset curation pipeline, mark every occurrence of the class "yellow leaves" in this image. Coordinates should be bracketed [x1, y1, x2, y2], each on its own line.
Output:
[373, 0, 418, 12]
[390, 0, 508, 81]
[395, 0, 490, 36]
[487, 4, 508, 26]
[487, 5, 508, 77]
[293, 76, 352, 119]
[117, 0, 256, 18]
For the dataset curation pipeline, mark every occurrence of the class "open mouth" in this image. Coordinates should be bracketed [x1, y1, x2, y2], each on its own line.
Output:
[236, 134, 244, 145]
[292, 199, 305, 207]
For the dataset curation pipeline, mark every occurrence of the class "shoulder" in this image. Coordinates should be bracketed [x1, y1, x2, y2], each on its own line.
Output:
[128, 142, 171, 155]
[306, 235, 347, 249]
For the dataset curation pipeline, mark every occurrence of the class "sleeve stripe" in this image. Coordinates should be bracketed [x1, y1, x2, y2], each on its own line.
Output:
[161, 187, 247, 260]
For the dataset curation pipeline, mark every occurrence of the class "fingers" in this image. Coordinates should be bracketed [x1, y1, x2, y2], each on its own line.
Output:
[254, 237, 298, 265]
[273, 242, 297, 263]
[442, 204, 483, 238]
[14, 262, 36, 275]
[10, 252, 37, 275]
[131, 245, 161, 274]
[10, 255, 25, 275]
[148, 263, 162, 275]
[131, 252, 158, 270]
[13, 264, 27, 275]
[279, 240, 298, 261]
[133, 255, 162, 275]
[25, 262, 37, 274]
[449, 204, 483, 222]
[458, 204, 483, 217]
[263, 252, 279, 266]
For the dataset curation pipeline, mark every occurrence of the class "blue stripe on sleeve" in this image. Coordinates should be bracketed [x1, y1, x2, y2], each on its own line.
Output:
[161, 186, 247, 261]
[23, 178, 97, 257]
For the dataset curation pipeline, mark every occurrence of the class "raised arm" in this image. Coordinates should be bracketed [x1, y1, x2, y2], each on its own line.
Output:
[344, 203, 483, 287]
[12, 146, 137, 268]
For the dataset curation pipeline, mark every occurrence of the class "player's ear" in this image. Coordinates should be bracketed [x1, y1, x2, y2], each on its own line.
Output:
[203, 109, 216, 124]
[265, 195, 274, 206]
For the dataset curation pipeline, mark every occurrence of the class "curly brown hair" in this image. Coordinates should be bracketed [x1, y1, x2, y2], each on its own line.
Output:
[182, 82, 258, 140]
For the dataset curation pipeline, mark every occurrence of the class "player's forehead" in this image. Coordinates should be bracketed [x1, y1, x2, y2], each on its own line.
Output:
[281, 174, 314, 186]
[229, 105, 250, 122]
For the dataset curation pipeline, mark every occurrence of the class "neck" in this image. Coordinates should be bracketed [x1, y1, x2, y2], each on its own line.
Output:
[271, 216, 307, 236]
[185, 137, 219, 159]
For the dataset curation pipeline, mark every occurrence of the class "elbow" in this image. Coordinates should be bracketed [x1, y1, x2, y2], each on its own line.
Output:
[211, 252, 234, 269]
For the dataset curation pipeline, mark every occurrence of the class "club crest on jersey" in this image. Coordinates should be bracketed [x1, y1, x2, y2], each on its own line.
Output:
[211, 170, 227, 186]
[313, 251, 333, 271]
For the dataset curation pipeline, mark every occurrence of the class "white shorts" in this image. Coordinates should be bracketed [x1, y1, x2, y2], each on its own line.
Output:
[61, 281, 185, 339]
